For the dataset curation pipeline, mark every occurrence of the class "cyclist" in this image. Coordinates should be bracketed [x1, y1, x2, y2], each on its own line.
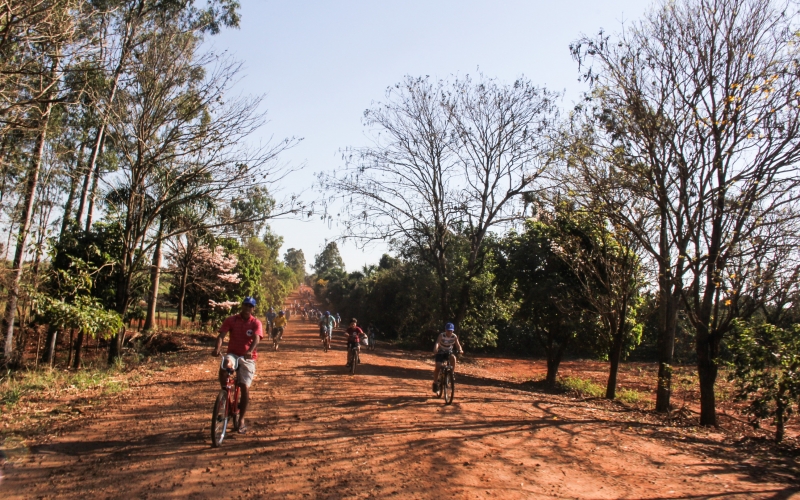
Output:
[335, 313, 342, 328]
[266, 307, 277, 332]
[319, 311, 335, 350]
[212, 296, 263, 434]
[272, 310, 287, 349]
[432, 323, 463, 393]
[344, 318, 364, 367]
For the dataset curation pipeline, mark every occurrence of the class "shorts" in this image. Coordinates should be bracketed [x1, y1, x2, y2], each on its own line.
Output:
[435, 352, 453, 364]
[320, 326, 332, 339]
[221, 355, 256, 387]
[272, 326, 284, 339]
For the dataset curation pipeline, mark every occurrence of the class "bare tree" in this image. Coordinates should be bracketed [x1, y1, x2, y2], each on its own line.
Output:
[327, 75, 558, 341]
[572, 0, 800, 424]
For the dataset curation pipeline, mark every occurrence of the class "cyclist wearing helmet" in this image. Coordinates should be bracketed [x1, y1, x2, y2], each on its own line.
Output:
[213, 297, 263, 433]
[319, 311, 335, 350]
[272, 310, 287, 348]
[432, 323, 463, 393]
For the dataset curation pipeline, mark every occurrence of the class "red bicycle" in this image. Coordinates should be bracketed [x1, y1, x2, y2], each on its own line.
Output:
[211, 356, 243, 447]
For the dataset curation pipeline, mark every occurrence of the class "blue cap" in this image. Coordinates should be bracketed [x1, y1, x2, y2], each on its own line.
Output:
[325, 311, 330, 315]
[445, 323, 455, 331]
[279, 310, 284, 315]
[242, 297, 257, 307]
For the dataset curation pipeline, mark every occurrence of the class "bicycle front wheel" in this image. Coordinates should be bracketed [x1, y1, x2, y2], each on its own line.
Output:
[444, 370, 455, 405]
[211, 390, 229, 447]
[350, 351, 357, 375]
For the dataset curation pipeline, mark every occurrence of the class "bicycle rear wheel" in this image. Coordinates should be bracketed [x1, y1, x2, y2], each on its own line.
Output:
[444, 370, 455, 405]
[211, 390, 229, 447]
[435, 373, 444, 398]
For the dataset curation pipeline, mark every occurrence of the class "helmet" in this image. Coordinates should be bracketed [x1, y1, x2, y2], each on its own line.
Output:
[445, 322, 455, 331]
[269, 307, 274, 312]
[325, 311, 330, 315]
[243, 297, 257, 307]
[278, 310, 284, 315]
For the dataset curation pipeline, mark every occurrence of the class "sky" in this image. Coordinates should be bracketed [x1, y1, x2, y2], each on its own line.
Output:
[207, 0, 650, 273]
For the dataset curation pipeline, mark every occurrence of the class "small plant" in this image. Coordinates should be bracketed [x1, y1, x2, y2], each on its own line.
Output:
[561, 376, 605, 398]
[617, 388, 643, 404]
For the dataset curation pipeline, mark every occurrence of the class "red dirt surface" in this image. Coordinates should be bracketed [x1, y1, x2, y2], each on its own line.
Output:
[2, 289, 799, 499]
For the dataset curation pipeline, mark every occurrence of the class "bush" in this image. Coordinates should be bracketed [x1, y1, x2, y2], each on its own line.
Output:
[560, 376, 605, 398]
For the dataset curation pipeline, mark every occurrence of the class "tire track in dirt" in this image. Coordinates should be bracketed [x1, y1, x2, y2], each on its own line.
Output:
[2, 289, 798, 499]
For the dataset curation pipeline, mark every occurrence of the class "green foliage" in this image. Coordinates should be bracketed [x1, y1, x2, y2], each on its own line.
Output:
[313, 241, 345, 275]
[49, 223, 134, 311]
[617, 388, 643, 404]
[560, 377, 604, 398]
[284, 248, 306, 280]
[727, 320, 800, 442]
[33, 294, 123, 341]
[496, 219, 593, 358]
[34, 227, 125, 341]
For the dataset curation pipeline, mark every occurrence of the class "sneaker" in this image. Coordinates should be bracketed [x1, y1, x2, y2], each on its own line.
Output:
[432, 382, 439, 393]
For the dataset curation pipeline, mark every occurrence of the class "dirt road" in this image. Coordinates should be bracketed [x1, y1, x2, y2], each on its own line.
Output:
[2, 291, 798, 499]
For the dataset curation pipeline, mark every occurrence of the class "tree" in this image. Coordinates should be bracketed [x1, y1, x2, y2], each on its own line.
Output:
[313, 241, 345, 275]
[2, 0, 78, 362]
[284, 248, 306, 280]
[497, 217, 594, 388]
[327, 75, 558, 342]
[102, 20, 296, 361]
[728, 320, 800, 443]
[572, 0, 800, 425]
[551, 203, 645, 399]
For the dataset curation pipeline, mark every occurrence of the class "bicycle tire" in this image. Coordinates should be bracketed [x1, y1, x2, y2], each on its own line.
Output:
[435, 372, 444, 398]
[231, 387, 240, 431]
[444, 370, 455, 405]
[211, 389, 229, 447]
[350, 350, 357, 375]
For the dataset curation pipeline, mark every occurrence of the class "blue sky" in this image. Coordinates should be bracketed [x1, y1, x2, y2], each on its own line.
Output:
[208, 0, 649, 272]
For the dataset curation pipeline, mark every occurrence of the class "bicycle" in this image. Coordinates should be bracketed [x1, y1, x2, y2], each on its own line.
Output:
[434, 350, 458, 405]
[211, 356, 243, 447]
[320, 326, 330, 352]
[347, 341, 360, 375]
[272, 326, 283, 351]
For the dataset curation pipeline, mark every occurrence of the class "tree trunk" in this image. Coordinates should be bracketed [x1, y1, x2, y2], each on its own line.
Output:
[606, 326, 624, 400]
[775, 385, 786, 443]
[3, 100, 53, 361]
[696, 331, 719, 426]
[43, 326, 58, 366]
[73, 329, 84, 369]
[60, 141, 85, 236]
[66, 328, 75, 367]
[176, 264, 189, 327]
[544, 330, 568, 389]
[143, 220, 164, 331]
[83, 135, 104, 232]
[655, 291, 680, 412]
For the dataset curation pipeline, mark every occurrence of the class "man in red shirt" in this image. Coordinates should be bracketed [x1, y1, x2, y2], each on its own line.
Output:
[212, 296, 263, 434]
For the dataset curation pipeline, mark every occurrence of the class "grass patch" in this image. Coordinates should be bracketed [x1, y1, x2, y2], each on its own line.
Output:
[560, 376, 605, 398]
[0, 366, 119, 414]
[617, 388, 644, 404]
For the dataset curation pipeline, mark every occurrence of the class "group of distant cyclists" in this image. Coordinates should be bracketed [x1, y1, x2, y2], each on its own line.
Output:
[212, 294, 463, 435]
